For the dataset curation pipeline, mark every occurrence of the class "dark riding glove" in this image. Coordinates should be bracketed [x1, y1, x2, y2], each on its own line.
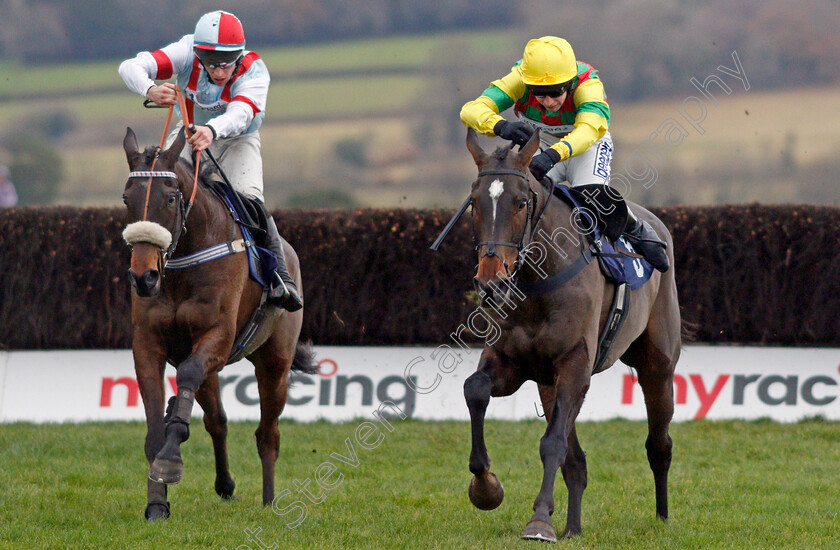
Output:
[493, 120, 535, 147]
[529, 148, 562, 181]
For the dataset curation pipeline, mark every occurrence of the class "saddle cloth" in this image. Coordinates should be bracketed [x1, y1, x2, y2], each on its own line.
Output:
[205, 179, 277, 288]
[552, 184, 654, 290]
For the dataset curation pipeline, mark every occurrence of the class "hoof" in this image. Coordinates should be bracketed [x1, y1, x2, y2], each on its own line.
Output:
[144, 501, 171, 521]
[149, 457, 183, 485]
[521, 519, 557, 543]
[215, 476, 236, 500]
[468, 472, 504, 511]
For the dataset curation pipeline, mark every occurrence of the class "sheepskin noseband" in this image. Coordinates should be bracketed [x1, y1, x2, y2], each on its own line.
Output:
[123, 221, 173, 250]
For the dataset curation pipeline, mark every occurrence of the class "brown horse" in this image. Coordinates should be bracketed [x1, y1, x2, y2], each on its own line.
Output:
[121, 127, 317, 520]
[457, 129, 681, 541]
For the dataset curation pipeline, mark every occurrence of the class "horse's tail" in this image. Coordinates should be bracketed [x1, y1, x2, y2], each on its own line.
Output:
[680, 316, 699, 344]
[291, 340, 319, 375]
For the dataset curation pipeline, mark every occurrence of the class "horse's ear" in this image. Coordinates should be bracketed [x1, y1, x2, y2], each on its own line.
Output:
[161, 127, 187, 165]
[123, 127, 141, 167]
[519, 128, 541, 161]
[466, 127, 487, 167]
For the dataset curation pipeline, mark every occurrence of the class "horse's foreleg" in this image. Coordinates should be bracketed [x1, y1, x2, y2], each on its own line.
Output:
[464, 350, 525, 511]
[523, 347, 590, 542]
[464, 370, 504, 510]
[195, 374, 235, 499]
[136, 358, 169, 520]
[541, 384, 588, 537]
[150, 354, 212, 485]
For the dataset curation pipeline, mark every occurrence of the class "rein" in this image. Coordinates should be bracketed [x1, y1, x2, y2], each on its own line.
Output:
[128, 88, 256, 274]
[134, 87, 202, 266]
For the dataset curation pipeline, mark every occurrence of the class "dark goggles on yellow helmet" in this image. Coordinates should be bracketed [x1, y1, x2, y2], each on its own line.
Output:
[530, 80, 573, 99]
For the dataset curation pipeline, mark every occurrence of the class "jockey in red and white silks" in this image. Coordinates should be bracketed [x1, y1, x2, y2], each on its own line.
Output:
[119, 11, 269, 201]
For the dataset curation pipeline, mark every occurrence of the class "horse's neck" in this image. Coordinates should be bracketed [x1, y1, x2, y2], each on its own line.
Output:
[521, 190, 583, 281]
[177, 180, 235, 254]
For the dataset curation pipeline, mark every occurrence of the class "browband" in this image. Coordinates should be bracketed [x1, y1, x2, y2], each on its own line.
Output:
[477, 169, 529, 179]
[129, 171, 178, 179]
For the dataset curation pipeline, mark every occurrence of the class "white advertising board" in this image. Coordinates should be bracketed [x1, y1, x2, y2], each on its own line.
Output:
[0, 346, 838, 423]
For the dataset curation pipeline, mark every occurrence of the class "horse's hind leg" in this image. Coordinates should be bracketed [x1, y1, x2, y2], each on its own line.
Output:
[624, 331, 677, 521]
[636, 358, 675, 520]
[250, 345, 294, 506]
[195, 373, 236, 499]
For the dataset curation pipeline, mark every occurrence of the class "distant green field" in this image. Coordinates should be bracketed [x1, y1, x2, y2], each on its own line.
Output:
[1, 29, 518, 98]
[1, 418, 838, 549]
[3, 29, 839, 208]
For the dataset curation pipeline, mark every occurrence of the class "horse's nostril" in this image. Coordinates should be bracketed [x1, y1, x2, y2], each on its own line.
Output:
[128, 269, 161, 297]
[473, 277, 489, 295]
[143, 271, 159, 287]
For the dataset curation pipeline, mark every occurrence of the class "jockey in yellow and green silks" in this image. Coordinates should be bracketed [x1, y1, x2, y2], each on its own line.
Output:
[461, 36, 669, 272]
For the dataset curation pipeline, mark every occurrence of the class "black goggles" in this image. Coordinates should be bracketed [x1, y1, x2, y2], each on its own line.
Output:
[194, 48, 242, 70]
[204, 58, 240, 70]
[531, 83, 572, 99]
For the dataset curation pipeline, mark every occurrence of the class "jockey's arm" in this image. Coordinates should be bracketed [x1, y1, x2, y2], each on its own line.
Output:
[119, 35, 192, 105]
[460, 68, 525, 136]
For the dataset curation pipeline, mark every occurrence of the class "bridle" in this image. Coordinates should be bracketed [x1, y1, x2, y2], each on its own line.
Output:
[431, 168, 553, 277]
[127, 168, 188, 264]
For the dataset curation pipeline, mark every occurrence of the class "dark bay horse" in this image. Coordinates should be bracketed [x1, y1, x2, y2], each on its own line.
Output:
[121, 127, 316, 520]
[457, 129, 681, 541]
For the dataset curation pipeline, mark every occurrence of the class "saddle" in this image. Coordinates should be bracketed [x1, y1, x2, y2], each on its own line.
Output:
[555, 184, 655, 291]
[203, 178, 278, 288]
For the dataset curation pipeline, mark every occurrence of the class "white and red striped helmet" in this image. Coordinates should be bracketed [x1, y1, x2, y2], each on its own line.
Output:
[193, 11, 245, 52]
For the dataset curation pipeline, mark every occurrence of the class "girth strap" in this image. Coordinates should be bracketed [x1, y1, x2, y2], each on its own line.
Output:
[592, 283, 631, 374]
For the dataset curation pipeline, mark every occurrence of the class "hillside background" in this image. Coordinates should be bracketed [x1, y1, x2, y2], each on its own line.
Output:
[0, 0, 837, 209]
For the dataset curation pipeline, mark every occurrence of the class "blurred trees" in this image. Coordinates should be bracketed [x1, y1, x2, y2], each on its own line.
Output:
[0, 0, 518, 63]
[522, 0, 840, 99]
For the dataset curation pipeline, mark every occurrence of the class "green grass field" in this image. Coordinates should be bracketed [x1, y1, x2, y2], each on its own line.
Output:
[1, 418, 838, 549]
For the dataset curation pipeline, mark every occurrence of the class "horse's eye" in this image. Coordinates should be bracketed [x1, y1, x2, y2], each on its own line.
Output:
[167, 194, 177, 206]
[518, 199, 528, 210]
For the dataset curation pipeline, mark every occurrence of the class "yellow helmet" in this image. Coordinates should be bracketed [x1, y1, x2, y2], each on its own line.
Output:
[520, 36, 577, 86]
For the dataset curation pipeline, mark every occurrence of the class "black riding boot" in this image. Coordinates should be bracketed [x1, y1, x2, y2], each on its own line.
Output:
[263, 216, 303, 311]
[623, 208, 670, 272]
